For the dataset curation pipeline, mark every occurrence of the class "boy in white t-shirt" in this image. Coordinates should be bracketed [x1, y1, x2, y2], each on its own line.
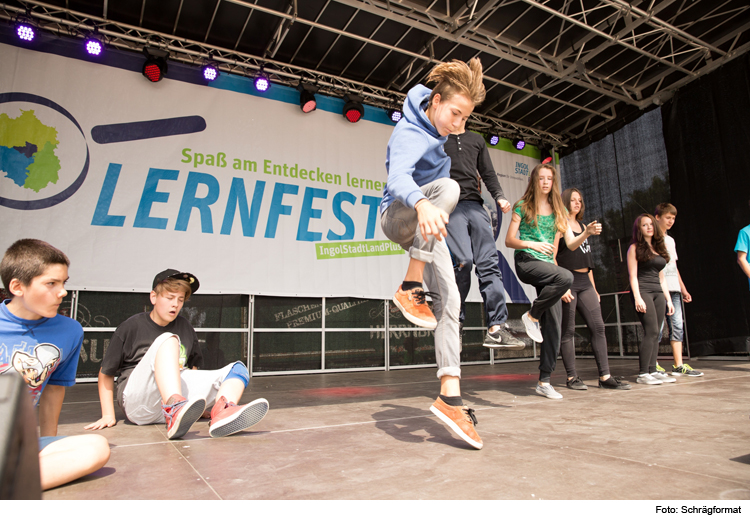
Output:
[654, 203, 703, 377]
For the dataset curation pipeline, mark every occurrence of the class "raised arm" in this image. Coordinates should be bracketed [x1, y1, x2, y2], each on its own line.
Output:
[84, 371, 117, 430]
[563, 219, 601, 251]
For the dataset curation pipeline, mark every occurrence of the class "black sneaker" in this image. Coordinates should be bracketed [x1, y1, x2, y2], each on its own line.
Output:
[598, 376, 631, 390]
[565, 376, 588, 390]
[483, 326, 525, 349]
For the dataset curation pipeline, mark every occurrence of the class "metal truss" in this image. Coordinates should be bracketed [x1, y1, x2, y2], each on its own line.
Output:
[2, 0, 749, 148]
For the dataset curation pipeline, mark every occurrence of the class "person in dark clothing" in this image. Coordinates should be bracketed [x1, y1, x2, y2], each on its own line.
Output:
[444, 124, 524, 350]
[557, 188, 630, 391]
[626, 214, 675, 385]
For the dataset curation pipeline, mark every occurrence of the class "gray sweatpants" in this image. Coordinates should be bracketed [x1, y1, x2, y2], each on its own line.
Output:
[380, 178, 461, 379]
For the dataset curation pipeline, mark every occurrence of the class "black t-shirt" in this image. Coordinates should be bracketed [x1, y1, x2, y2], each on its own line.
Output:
[444, 132, 506, 203]
[100, 312, 203, 406]
[557, 221, 594, 271]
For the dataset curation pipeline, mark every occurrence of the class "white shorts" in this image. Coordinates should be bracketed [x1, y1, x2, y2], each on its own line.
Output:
[121, 332, 239, 425]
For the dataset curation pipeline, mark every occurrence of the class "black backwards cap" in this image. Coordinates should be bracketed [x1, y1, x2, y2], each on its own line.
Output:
[152, 269, 200, 295]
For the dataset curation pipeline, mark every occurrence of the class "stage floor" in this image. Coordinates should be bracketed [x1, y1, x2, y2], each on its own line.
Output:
[44, 358, 750, 500]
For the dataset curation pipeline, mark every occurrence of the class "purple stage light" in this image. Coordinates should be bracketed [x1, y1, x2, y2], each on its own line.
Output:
[255, 75, 270, 92]
[85, 38, 103, 56]
[387, 109, 402, 123]
[202, 64, 218, 82]
[489, 134, 499, 146]
[513, 139, 526, 150]
[16, 23, 35, 42]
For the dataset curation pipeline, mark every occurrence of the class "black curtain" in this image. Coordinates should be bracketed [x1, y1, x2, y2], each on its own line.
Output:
[559, 109, 671, 298]
[661, 52, 750, 355]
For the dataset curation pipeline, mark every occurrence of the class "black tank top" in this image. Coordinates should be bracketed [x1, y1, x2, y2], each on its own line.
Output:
[557, 222, 594, 271]
[637, 254, 666, 292]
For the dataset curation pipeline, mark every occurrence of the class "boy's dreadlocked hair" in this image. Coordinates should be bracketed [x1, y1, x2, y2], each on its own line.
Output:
[426, 58, 485, 107]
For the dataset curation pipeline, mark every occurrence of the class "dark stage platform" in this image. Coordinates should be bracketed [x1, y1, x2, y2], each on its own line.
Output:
[44, 358, 750, 500]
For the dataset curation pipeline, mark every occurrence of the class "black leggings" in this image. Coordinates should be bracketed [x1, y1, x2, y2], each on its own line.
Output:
[635, 289, 666, 375]
[514, 252, 574, 382]
[560, 271, 610, 378]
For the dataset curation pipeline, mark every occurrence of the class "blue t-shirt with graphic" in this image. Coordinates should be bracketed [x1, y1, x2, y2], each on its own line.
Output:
[0, 299, 83, 406]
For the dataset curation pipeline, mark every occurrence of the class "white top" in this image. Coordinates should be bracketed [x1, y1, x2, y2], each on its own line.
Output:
[663, 234, 680, 292]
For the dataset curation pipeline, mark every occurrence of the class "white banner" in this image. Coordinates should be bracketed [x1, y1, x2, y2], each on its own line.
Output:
[0, 42, 541, 301]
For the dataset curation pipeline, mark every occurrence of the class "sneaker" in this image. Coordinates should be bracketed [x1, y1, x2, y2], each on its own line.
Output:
[598, 376, 631, 390]
[483, 326, 525, 349]
[209, 396, 270, 438]
[565, 376, 587, 390]
[393, 286, 437, 329]
[636, 373, 662, 385]
[429, 397, 483, 450]
[522, 312, 543, 343]
[535, 382, 563, 399]
[651, 371, 676, 383]
[655, 363, 666, 373]
[163, 394, 206, 440]
[672, 364, 704, 377]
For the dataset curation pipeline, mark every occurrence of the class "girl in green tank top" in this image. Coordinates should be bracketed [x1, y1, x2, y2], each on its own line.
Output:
[505, 163, 600, 398]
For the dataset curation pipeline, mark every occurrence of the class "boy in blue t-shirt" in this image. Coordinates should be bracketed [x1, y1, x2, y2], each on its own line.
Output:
[0, 239, 110, 490]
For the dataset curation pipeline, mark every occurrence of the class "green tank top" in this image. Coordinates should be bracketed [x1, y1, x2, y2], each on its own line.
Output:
[514, 201, 558, 263]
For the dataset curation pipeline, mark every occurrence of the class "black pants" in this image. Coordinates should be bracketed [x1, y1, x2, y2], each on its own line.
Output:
[635, 289, 666, 375]
[560, 271, 610, 378]
[515, 252, 574, 382]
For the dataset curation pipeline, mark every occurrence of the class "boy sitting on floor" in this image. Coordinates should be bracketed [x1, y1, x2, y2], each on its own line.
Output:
[85, 269, 268, 439]
[1, 239, 110, 490]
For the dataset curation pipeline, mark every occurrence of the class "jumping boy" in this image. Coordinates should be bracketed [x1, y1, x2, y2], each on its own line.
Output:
[444, 122, 524, 350]
[654, 203, 703, 376]
[1, 239, 110, 490]
[380, 58, 486, 449]
[85, 269, 268, 439]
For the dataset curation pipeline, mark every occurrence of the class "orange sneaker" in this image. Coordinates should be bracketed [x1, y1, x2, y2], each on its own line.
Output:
[209, 396, 269, 438]
[429, 397, 483, 450]
[393, 286, 437, 329]
[162, 394, 206, 440]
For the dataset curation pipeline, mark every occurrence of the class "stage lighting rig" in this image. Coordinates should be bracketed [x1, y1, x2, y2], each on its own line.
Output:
[142, 47, 168, 82]
[512, 137, 526, 150]
[298, 83, 318, 113]
[540, 145, 553, 164]
[84, 31, 104, 57]
[387, 109, 403, 123]
[254, 68, 270, 92]
[201, 54, 220, 82]
[342, 95, 364, 123]
[15, 18, 36, 42]
[485, 132, 500, 146]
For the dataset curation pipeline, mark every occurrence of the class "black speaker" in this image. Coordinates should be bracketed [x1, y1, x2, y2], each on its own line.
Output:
[0, 373, 42, 499]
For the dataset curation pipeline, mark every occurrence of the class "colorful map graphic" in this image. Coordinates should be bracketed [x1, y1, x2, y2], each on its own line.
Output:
[0, 109, 61, 192]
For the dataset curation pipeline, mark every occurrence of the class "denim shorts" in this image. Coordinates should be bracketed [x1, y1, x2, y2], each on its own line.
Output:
[38, 435, 66, 452]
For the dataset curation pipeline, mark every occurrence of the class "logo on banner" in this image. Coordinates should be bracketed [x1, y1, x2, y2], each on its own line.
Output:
[0, 93, 89, 210]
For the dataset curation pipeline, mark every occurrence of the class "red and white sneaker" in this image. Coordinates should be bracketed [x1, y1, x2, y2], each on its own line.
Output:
[162, 394, 206, 440]
[209, 396, 269, 438]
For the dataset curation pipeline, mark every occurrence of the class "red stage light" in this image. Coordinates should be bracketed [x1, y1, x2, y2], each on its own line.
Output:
[342, 95, 364, 123]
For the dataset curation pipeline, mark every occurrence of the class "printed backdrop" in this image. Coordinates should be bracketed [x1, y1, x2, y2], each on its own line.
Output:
[0, 42, 538, 302]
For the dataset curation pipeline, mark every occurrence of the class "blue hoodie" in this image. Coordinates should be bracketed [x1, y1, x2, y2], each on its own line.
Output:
[380, 84, 451, 214]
